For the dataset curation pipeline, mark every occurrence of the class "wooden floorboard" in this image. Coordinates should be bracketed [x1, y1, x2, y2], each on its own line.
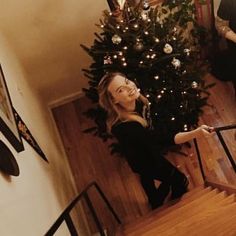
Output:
[52, 73, 236, 235]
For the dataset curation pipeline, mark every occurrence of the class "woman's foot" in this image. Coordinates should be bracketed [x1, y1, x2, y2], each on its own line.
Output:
[150, 183, 170, 210]
[171, 177, 189, 200]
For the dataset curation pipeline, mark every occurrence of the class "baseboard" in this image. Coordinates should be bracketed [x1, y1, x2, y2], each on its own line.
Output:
[48, 90, 84, 108]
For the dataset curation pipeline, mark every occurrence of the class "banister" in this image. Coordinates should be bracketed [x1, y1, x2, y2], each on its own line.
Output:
[214, 124, 236, 132]
[215, 130, 236, 172]
[193, 138, 206, 182]
[45, 181, 121, 236]
[193, 123, 236, 183]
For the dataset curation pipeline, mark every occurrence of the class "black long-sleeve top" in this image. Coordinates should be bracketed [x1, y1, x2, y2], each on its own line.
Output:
[111, 121, 176, 175]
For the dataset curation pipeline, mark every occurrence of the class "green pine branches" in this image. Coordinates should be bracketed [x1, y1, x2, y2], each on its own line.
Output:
[81, 0, 213, 141]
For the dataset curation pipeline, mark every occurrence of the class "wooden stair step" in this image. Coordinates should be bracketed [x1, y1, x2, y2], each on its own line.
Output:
[125, 188, 222, 235]
[166, 185, 206, 205]
[180, 185, 205, 199]
[155, 187, 214, 217]
[126, 190, 228, 235]
[220, 193, 235, 205]
[123, 186, 211, 232]
[167, 186, 212, 207]
[153, 203, 236, 236]
[120, 185, 199, 232]
[124, 187, 214, 234]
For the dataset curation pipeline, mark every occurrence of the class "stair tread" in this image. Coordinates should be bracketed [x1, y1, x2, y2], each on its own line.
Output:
[178, 185, 205, 199]
[146, 203, 236, 236]
[125, 188, 225, 235]
[220, 193, 235, 204]
[163, 186, 213, 209]
[123, 186, 211, 231]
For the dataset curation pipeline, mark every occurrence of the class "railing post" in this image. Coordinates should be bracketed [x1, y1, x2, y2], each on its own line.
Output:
[94, 183, 122, 224]
[193, 138, 206, 182]
[84, 192, 106, 236]
[64, 214, 78, 236]
[216, 131, 236, 173]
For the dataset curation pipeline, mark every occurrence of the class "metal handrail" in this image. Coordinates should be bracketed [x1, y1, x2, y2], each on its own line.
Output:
[193, 124, 236, 182]
[45, 181, 121, 236]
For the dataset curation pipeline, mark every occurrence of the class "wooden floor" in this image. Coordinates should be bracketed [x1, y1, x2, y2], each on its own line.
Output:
[52, 73, 236, 235]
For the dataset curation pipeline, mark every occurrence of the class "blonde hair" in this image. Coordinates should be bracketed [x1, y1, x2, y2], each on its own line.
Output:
[97, 72, 148, 132]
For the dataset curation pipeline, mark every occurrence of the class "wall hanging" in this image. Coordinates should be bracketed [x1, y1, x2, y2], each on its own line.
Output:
[0, 140, 19, 176]
[13, 108, 48, 163]
[0, 64, 24, 152]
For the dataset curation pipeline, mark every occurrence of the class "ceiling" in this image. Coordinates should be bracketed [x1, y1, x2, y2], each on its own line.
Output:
[0, 0, 108, 104]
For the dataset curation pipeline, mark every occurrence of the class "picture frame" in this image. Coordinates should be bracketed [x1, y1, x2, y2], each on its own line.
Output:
[0, 64, 24, 152]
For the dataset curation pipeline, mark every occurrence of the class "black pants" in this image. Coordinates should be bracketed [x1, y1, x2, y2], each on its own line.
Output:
[211, 43, 236, 87]
[139, 157, 188, 209]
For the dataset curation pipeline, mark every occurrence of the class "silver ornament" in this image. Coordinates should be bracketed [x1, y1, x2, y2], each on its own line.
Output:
[184, 48, 191, 56]
[104, 56, 112, 65]
[112, 34, 122, 44]
[191, 81, 198, 89]
[143, 0, 150, 10]
[172, 57, 181, 69]
[163, 43, 173, 54]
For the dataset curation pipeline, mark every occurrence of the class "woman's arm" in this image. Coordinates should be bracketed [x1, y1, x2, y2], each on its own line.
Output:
[174, 125, 214, 144]
[215, 16, 236, 43]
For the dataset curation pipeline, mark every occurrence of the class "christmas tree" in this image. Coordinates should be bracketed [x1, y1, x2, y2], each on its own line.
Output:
[81, 0, 213, 144]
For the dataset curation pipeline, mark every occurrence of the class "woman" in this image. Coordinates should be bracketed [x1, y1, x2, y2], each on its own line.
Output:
[213, 0, 236, 96]
[98, 72, 214, 209]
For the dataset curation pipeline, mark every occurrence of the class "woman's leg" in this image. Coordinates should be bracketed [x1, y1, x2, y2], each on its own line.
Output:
[139, 157, 188, 209]
[140, 175, 170, 209]
[153, 157, 189, 200]
[169, 168, 189, 199]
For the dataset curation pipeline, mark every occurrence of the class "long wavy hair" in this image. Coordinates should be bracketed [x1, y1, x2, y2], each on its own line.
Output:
[97, 72, 149, 132]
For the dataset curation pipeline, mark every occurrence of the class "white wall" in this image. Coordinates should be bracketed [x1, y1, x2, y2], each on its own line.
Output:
[0, 0, 108, 105]
[0, 34, 88, 236]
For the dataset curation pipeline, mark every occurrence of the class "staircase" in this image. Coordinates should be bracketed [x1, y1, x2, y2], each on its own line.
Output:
[118, 185, 236, 236]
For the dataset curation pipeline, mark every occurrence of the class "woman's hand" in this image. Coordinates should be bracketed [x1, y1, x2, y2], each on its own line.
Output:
[174, 124, 215, 144]
[196, 125, 215, 138]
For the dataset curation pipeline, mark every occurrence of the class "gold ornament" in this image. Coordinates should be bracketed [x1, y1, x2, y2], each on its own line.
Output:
[134, 42, 144, 51]
[163, 43, 173, 54]
[141, 12, 148, 21]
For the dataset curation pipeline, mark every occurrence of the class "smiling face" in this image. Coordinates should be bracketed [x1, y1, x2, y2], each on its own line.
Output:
[108, 74, 140, 110]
